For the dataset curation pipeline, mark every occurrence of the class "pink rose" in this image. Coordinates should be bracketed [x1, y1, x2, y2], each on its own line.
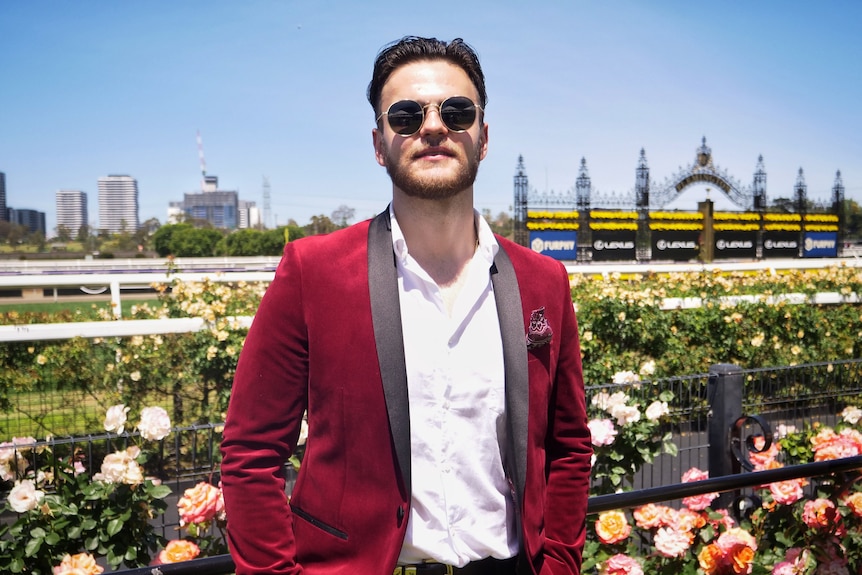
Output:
[654, 527, 691, 558]
[681, 467, 719, 511]
[588, 418, 618, 447]
[177, 481, 224, 526]
[769, 478, 806, 505]
[599, 554, 644, 575]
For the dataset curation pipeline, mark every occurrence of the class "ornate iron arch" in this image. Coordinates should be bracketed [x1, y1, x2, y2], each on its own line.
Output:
[649, 137, 757, 210]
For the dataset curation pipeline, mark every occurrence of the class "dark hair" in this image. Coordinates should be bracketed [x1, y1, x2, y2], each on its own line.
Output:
[367, 36, 487, 116]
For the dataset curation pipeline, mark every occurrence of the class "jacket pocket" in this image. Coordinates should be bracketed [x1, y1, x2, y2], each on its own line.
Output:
[290, 503, 349, 540]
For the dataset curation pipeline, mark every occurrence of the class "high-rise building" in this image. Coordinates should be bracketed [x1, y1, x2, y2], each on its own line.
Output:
[175, 175, 239, 229]
[238, 200, 260, 229]
[56, 190, 88, 237]
[0, 172, 7, 222]
[98, 175, 139, 234]
[8, 208, 46, 235]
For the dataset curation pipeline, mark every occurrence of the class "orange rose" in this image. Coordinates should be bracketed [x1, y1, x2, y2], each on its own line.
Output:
[53, 552, 104, 575]
[729, 546, 755, 574]
[595, 510, 632, 544]
[697, 543, 723, 574]
[157, 539, 201, 564]
[843, 492, 862, 517]
[633, 503, 667, 529]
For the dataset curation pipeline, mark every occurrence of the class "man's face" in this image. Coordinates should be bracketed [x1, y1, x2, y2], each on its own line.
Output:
[373, 60, 488, 200]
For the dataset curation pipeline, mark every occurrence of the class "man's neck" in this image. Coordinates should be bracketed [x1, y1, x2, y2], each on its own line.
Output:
[392, 191, 478, 290]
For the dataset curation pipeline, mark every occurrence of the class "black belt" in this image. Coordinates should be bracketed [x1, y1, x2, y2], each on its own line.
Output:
[393, 556, 517, 575]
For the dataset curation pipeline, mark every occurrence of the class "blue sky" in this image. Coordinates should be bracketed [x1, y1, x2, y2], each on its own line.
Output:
[2, 1, 860, 234]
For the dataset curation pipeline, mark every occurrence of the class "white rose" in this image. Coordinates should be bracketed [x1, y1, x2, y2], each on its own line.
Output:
[95, 447, 144, 485]
[612, 370, 640, 385]
[611, 404, 641, 426]
[841, 406, 862, 425]
[8, 479, 44, 513]
[645, 400, 669, 421]
[138, 406, 172, 441]
[104, 404, 130, 434]
[639, 360, 656, 377]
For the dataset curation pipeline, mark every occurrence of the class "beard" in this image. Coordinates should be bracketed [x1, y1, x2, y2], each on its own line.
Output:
[381, 136, 484, 200]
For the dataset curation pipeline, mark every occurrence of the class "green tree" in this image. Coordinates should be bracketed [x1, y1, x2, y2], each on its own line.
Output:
[844, 199, 862, 240]
[218, 229, 264, 256]
[55, 225, 72, 242]
[152, 224, 193, 257]
[284, 225, 305, 244]
[262, 227, 290, 254]
[304, 214, 339, 236]
[331, 205, 355, 228]
[169, 227, 224, 257]
[482, 209, 514, 238]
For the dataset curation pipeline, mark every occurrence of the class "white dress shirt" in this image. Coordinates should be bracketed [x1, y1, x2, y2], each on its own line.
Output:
[391, 209, 519, 567]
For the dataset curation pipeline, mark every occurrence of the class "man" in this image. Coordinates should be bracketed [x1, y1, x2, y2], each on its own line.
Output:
[220, 36, 592, 575]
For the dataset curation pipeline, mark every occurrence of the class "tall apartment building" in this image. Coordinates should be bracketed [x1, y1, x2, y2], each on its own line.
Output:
[8, 208, 46, 235]
[0, 172, 7, 222]
[238, 200, 261, 229]
[56, 190, 89, 236]
[98, 175, 139, 234]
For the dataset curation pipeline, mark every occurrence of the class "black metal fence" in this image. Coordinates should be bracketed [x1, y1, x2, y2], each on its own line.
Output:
[3, 358, 862, 572]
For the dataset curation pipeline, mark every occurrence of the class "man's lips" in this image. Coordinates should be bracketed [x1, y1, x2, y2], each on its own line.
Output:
[414, 146, 455, 160]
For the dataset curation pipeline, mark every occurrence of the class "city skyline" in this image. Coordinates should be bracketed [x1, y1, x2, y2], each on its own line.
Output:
[1, 2, 860, 235]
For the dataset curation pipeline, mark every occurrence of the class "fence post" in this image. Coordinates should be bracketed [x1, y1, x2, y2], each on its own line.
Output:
[708, 363, 743, 508]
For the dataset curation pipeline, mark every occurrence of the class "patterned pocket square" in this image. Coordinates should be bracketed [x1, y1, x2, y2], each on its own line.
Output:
[526, 306, 553, 349]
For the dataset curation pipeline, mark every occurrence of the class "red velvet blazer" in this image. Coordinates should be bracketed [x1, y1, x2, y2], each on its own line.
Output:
[220, 211, 593, 575]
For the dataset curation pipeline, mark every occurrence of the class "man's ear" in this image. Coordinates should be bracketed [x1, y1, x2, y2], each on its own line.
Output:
[372, 128, 387, 167]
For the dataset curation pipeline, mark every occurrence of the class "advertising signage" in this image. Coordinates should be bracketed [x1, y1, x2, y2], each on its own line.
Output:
[762, 231, 800, 259]
[591, 230, 636, 261]
[802, 232, 838, 258]
[713, 231, 756, 260]
[529, 230, 578, 260]
[651, 230, 700, 262]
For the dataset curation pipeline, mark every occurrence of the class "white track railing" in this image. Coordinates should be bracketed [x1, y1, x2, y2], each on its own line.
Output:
[0, 257, 860, 343]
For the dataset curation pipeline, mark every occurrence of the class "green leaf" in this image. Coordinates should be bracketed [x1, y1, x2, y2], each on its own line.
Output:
[81, 518, 97, 530]
[84, 534, 99, 550]
[106, 517, 124, 536]
[24, 537, 42, 557]
[146, 483, 172, 499]
[125, 546, 139, 561]
[44, 532, 60, 546]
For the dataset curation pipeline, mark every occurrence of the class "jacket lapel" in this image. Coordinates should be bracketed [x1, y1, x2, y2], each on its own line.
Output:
[368, 209, 411, 497]
[490, 246, 529, 512]
[367, 213, 529, 510]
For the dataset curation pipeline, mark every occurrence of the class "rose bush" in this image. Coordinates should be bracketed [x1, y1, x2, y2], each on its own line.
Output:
[583, 408, 862, 575]
[588, 370, 677, 494]
[0, 405, 173, 574]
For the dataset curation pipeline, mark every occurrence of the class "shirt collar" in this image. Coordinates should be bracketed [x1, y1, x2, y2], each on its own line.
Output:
[389, 205, 499, 266]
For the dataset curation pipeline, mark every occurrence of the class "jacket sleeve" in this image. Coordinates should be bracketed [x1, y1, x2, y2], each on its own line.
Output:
[540, 261, 593, 574]
[220, 244, 309, 575]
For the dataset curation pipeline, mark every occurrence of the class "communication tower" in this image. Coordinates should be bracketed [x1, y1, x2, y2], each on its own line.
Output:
[196, 130, 207, 192]
[262, 176, 272, 229]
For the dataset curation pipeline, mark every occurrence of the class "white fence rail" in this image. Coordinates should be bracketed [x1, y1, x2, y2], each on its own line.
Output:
[0, 257, 860, 343]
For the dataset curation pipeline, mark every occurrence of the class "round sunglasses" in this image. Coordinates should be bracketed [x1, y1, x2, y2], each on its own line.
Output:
[377, 96, 482, 136]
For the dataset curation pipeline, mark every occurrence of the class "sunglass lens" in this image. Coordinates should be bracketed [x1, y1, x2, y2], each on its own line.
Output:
[387, 101, 424, 135]
[440, 97, 477, 132]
